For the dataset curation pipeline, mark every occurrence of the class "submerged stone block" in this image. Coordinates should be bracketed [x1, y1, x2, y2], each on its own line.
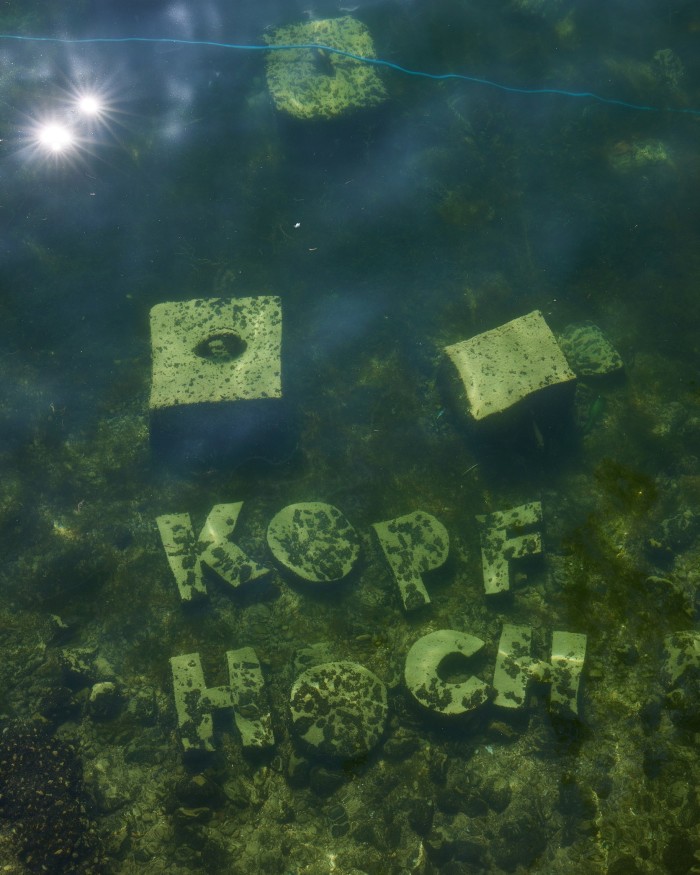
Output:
[150, 296, 282, 409]
[492, 625, 545, 710]
[149, 296, 292, 463]
[267, 502, 361, 583]
[661, 631, 700, 688]
[476, 501, 543, 595]
[170, 648, 274, 752]
[444, 310, 576, 424]
[226, 648, 275, 749]
[170, 652, 231, 752]
[289, 661, 388, 759]
[493, 624, 586, 718]
[264, 17, 387, 120]
[372, 510, 449, 611]
[661, 631, 700, 727]
[550, 631, 587, 718]
[557, 321, 624, 376]
[404, 630, 490, 716]
[156, 503, 270, 603]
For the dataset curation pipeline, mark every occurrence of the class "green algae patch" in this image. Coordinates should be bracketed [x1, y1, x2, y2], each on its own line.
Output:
[264, 17, 387, 120]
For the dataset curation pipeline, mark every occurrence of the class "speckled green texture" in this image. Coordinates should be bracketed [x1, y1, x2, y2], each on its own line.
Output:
[445, 310, 576, 421]
[289, 661, 388, 759]
[476, 501, 543, 595]
[149, 296, 282, 409]
[372, 510, 449, 611]
[267, 502, 360, 583]
[404, 630, 490, 715]
[264, 17, 387, 120]
[558, 321, 624, 376]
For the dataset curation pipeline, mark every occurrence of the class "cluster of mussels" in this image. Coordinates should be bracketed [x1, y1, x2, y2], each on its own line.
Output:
[0, 720, 103, 873]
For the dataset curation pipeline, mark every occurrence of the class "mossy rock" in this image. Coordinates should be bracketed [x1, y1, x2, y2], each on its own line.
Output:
[264, 17, 387, 120]
[557, 321, 623, 376]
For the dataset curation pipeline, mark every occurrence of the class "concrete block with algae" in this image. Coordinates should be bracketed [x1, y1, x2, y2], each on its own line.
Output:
[149, 296, 292, 463]
[264, 17, 387, 120]
[444, 310, 576, 425]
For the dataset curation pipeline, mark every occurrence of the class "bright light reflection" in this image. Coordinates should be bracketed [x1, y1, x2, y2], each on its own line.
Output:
[64, 80, 126, 142]
[76, 94, 103, 116]
[37, 122, 75, 153]
[15, 72, 128, 167]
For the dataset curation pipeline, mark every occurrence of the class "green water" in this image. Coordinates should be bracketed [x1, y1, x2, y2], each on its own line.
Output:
[0, 1, 698, 873]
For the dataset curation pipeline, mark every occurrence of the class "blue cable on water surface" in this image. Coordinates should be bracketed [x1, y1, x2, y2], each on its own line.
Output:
[1, 32, 699, 116]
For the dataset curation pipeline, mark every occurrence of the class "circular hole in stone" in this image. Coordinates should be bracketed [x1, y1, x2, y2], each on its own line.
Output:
[193, 331, 247, 361]
[436, 652, 473, 685]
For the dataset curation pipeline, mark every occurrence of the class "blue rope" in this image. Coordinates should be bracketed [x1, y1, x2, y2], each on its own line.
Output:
[1, 32, 699, 115]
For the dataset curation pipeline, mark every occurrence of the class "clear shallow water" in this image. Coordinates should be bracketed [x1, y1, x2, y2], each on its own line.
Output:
[0, 1, 699, 873]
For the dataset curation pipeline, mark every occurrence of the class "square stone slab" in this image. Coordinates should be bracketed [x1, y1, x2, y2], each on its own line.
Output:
[264, 16, 387, 120]
[444, 310, 575, 422]
[150, 296, 282, 410]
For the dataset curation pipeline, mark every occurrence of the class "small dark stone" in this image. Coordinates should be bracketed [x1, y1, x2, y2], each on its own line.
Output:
[176, 774, 225, 808]
[111, 525, 134, 550]
[608, 856, 644, 875]
[491, 814, 546, 872]
[435, 787, 462, 815]
[87, 682, 124, 720]
[350, 821, 380, 846]
[382, 727, 420, 760]
[309, 765, 345, 797]
[662, 832, 697, 875]
[326, 803, 347, 823]
[426, 812, 486, 865]
[37, 685, 81, 724]
[481, 777, 512, 813]
[461, 792, 488, 818]
[407, 798, 434, 836]
[330, 821, 349, 838]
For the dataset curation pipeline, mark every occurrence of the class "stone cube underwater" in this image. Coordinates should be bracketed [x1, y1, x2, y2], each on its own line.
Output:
[149, 296, 293, 463]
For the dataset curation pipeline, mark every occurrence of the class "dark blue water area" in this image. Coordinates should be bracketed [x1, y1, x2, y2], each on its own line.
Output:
[0, 0, 698, 526]
[0, 0, 697, 557]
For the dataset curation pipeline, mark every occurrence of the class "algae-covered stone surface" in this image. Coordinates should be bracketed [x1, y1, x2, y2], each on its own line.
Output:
[558, 320, 624, 376]
[149, 296, 282, 409]
[264, 17, 387, 120]
[444, 310, 576, 421]
[267, 502, 361, 582]
[289, 661, 388, 759]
